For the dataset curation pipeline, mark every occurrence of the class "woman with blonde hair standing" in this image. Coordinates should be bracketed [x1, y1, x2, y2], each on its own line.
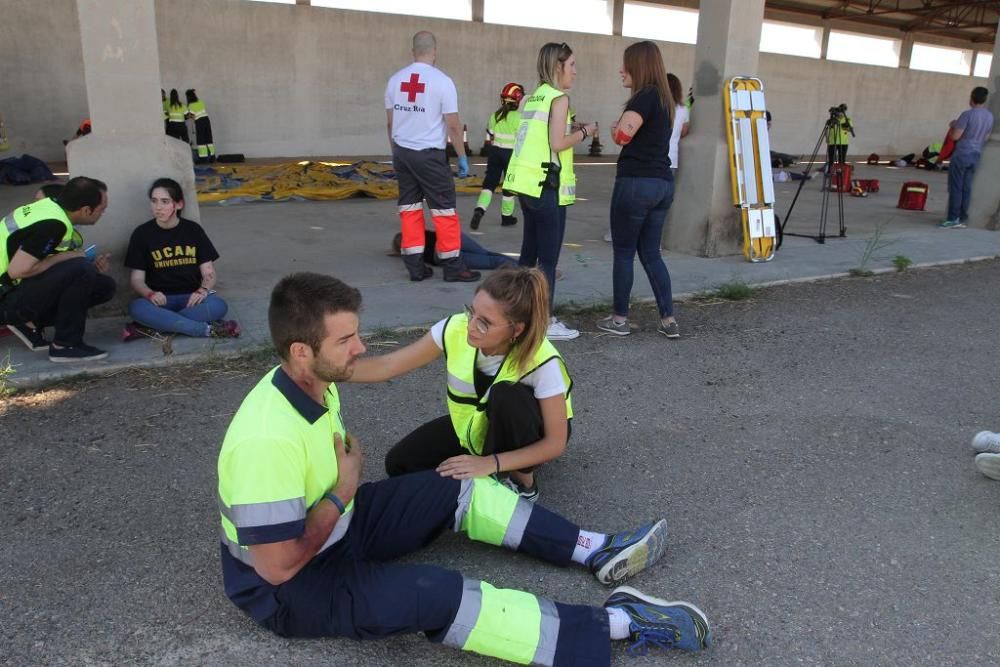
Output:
[596, 41, 680, 339]
[504, 42, 598, 342]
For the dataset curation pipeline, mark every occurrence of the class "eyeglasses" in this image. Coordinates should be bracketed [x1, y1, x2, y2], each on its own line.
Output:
[464, 304, 514, 336]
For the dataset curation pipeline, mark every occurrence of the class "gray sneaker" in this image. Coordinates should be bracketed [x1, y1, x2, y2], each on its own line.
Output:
[657, 321, 680, 339]
[596, 315, 630, 336]
[975, 453, 1000, 480]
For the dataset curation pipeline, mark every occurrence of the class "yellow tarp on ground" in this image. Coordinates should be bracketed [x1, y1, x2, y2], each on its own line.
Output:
[195, 160, 483, 203]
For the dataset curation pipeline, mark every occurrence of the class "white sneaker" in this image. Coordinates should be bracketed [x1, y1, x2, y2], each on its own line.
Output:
[971, 431, 1000, 454]
[546, 318, 579, 341]
[974, 453, 1000, 480]
[603, 231, 612, 243]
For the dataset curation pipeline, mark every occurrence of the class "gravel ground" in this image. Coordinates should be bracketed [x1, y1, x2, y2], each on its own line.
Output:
[2, 261, 999, 666]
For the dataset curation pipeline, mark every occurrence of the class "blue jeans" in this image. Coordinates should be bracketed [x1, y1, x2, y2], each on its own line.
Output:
[461, 233, 517, 271]
[947, 151, 979, 221]
[518, 186, 566, 307]
[129, 293, 228, 337]
[610, 176, 675, 318]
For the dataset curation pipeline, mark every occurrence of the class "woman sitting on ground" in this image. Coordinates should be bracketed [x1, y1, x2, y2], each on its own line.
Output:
[123, 177, 240, 340]
[349, 266, 572, 501]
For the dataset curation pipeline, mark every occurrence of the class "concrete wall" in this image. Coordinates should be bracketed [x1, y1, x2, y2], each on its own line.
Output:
[0, 0, 989, 163]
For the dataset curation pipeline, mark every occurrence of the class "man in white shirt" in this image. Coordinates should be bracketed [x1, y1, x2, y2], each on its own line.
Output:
[385, 31, 479, 283]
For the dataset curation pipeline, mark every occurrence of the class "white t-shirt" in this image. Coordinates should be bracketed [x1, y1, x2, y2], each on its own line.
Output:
[384, 62, 459, 151]
[430, 319, 567, 400]
[668, 104, 689, 169]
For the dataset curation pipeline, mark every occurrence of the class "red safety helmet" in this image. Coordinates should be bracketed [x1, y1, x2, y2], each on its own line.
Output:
[500, 82, 524, 104]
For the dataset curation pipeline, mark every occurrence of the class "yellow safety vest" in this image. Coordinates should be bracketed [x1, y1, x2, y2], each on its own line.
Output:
[443, 312, 573, 455]
[0, 198, 76, 283]
[504, 83, 576, 205]
[827, 115, 852, 145]
[488, 110, 521, 150]
[187, 100, 208, 121]
[162, 99, 169, 121]
[168, 103, 188, 123]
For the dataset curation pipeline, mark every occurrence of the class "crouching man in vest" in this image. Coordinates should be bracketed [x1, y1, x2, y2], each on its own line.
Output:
[0, 177, 115, 362]
[217, 272, 711, 664]
[351, 267, 567, 502]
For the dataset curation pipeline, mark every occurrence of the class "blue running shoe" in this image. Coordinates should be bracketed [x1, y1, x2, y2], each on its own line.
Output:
[588, 519, 667, 585]
[605, 585, 711, 654]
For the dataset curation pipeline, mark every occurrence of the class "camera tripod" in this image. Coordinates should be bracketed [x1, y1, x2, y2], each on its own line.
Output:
[781, 112, 849, 243]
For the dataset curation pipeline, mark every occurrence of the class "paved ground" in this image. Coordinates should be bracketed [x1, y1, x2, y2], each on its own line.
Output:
[2, 158, 1000, 388]
[2, 261, 998, 666]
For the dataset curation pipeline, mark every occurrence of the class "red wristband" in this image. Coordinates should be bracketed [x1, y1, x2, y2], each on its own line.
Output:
[145, 291, 155, 300]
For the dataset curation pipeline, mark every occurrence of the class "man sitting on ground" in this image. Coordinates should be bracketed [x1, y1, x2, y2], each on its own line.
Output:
[0, 176, 115, 362]
[216, 272, 712, 664]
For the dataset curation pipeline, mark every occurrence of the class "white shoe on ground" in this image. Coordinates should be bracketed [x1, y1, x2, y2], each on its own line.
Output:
[546, 318, 579, 341]
[974, 453, 1000, 480]
[971, 431, 1000, 454]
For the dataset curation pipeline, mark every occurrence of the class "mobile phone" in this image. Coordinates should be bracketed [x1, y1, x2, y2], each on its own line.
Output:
[84, 244, 97, 261]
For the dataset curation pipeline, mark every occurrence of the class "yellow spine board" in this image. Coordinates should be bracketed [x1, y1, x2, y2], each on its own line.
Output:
[723, 77, 776, 263]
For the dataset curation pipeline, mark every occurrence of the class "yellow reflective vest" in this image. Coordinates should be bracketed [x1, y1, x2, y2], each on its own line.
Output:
[168, 102, 188, 123]
[503, 83, 576, 205]
[488, 110, 521, 150]
[188, 100, 208, 120]
[443, 312, 573, 454]
[0, 198, 76, 283]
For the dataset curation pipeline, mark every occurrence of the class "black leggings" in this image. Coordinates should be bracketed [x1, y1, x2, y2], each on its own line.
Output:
[385, 382, 565, 476]
[481, 146, 514, 197]
[827, 144, 847, 167]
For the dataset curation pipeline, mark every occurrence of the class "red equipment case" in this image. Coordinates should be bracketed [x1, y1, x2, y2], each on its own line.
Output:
[897, 182, 929, 210]
[830, 163, 853, 192]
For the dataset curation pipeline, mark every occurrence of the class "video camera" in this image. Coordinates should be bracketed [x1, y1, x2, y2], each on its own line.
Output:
[828, 103, 848, 116]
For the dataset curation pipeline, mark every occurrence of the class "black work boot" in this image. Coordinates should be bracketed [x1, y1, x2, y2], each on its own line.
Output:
[470, 207, 485, 230]
[403, 254, 433, 282]
[500, 215, 518, 227]
[441, 257, 481, 283]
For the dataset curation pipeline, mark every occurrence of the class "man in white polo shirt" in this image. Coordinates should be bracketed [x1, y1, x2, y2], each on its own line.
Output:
[385, 31, 479, 283]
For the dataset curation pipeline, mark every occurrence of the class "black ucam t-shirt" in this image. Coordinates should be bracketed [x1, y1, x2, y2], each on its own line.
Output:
[616, 86, 673, 180]
[124, 217, 219, 294]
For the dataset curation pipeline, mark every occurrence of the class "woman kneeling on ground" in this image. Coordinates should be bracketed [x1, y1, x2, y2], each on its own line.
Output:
[123, 177, 240, 340]
[349, 266, 572, 501]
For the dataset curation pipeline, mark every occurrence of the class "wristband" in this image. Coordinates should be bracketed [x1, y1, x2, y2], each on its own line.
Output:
[324, 491, 346, 514]
[493, 453, 501, 475]
[580, 127, 588, 140]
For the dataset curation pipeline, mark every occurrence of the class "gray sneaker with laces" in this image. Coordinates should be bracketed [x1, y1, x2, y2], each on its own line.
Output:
[657, 321, 680, 339]
[596, 315, 630, 336]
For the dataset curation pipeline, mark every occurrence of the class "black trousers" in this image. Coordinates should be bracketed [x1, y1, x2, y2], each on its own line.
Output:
[166, 120, 189, 143]
[827, 144, 847, 167]
[481, 146, 514, 194]
[386, 382, 563, 476]
[0, 257, 115, 346]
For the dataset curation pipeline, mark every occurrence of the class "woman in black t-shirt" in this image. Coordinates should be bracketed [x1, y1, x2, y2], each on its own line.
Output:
[596, 41, 681, 340]
[123, 178, 239, 340]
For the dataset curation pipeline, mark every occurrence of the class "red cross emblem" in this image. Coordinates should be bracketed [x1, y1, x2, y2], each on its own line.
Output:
[400, 73, 425, 103]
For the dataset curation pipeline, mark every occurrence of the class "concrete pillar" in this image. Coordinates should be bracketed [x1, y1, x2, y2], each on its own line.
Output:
[899, 34, 914, 69]
[472, 0, 484, 22]
[965, 18, 1000, 230]
[68, 0, 198, 297]
[664, 0, 765, 257]
[609, 0, 624, 37]
[820, 24, 830, 60]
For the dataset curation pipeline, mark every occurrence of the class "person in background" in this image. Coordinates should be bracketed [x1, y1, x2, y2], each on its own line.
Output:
[504, 42, 597, 341]
[0, 177, 114, 362]
[389, 231, 516, 272]
[825, 104, 853, 172]
[940, 86, 994, 229]
[123, 177, 239, 340]
[470, 82, 524, 230]
[384, 31, 479, 283]
[185, 89, 217, 164]
[166, 89, 189, 143]
[596, 41, 679, 340]
[162, 89, 169, 134]
[666, 73, 690, 174]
